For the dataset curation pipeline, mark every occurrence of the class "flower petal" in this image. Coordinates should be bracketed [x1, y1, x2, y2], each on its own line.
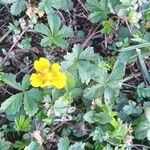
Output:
[51, 63, 61, 73]
[34, 57, 50, 73]
[30, 73, 44, 87]
[52, 72, 67, 89]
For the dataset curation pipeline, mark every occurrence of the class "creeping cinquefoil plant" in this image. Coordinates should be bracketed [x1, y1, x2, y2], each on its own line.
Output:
[0, 0, 150, 149]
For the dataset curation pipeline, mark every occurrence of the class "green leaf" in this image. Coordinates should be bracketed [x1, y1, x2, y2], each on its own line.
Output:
[65, 73, 76, 91]
[101, 19, 113, 34]
[69, 142, 85, 150]
[39, 0, 73, 14]
[1, 0, 16, 3]
[58, 137, 70, 150]
[107, 61, 125, 83]
[123, 101, 142, 115]
[2, 73, 23, 91]
[128, 10, 141, 24]
[79, 46, 97, 61]
[86, 0, 109, 23]
[0, 93, 23, 115]
[147, 129, 150, 141]
[62, 44, 98, 83]
[78, 61, 97, 84]
[108, 0, 121, 10]
[24, 89, 42, 116]
[14, 115, 31, 132]
[34, 23, 51, 36]
[104, 61, 125, 102]
[144, 102, 150, 122]
[58, 26, 74, 38]
[10, 0, 26, 16]
[22, 74, 30, 90]
[90, 127, 104, 142]
[50, 0, 73, 10]
[38, 0, 54, 14]
[20, 37, 32, 50]
[84, 84, 104, 100]
[24, 141, 41, 150]
[0, 139, 11, 150]
[83, 110, 96, 123]
[47, 13, 61, 35]
[133, 117, 150, 140]
[96, 112, 111, 124]
[35, 14, 73, 48]
[120, 43, 150, 52]
[118, 26, 131, 41]
[54, 97, 70, 116]
[136, 48, 150, 84]
[13, 140, 27, 150]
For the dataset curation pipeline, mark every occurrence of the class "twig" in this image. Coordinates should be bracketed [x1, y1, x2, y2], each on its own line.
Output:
[2, 26, 28, 65]
[0, 86, 13, 96]
[82, 25, 100, 47]
[130, 144, 150, 149]
[0, 30, 11, 43]
[124, 18, 132, 33]
[77, 0, 88, 13]
[15, 64, 33, 76]
[51, 122, 66, 132]
[70, 34, 103, 45]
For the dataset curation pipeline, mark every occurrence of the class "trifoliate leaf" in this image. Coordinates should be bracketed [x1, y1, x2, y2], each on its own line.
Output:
[123, 101, 142, 116]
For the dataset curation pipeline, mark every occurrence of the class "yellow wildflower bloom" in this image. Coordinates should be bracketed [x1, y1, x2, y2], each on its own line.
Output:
[30, 57, 67, 89]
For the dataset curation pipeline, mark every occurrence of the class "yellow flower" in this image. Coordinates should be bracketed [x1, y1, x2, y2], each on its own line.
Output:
[30, 57, 67, 89]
